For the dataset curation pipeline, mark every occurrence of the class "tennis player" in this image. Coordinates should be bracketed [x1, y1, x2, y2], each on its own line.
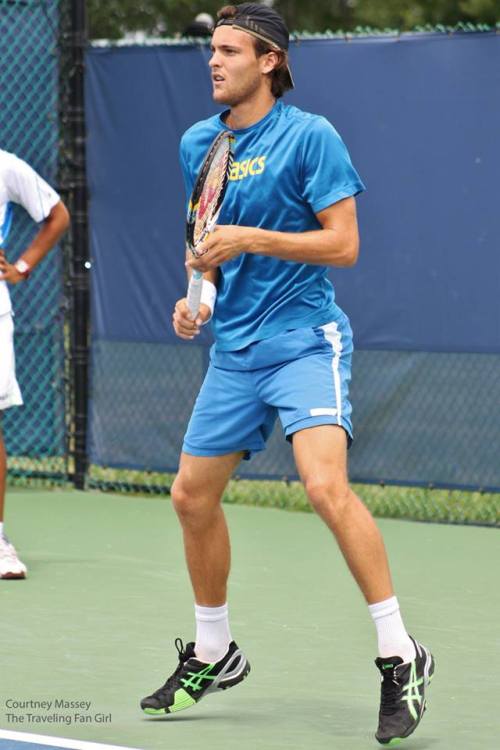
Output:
[141, 4, 434, 743]
[0, 148, 70, 579]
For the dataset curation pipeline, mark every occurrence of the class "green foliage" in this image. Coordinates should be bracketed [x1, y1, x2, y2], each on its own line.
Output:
[87, 0, 499, 39]
[459, 0, 500, 25]
[87, 0, 223, 39]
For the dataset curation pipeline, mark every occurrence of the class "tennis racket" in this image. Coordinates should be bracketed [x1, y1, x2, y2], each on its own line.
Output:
[186, 130, 234, 318]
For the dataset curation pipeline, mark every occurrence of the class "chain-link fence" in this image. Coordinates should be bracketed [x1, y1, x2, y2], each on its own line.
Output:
[86, 347, 500, 527]
[0, 0, 73, 485]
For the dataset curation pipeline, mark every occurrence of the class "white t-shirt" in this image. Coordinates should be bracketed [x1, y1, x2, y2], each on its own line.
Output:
[0, 149, 60, 315]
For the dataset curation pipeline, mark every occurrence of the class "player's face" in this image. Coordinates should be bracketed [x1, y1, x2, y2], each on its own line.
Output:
[209, 26, 273, 106]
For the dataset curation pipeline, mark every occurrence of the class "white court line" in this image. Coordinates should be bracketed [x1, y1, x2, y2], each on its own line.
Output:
[0, 730, 143, 750]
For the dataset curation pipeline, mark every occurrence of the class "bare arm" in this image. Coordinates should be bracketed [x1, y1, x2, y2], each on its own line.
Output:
[0, 200, 70, 283]
[186, 196, 359, 272]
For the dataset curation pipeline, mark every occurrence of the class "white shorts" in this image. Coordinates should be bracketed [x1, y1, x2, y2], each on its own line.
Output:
[0, 313, 23, 411]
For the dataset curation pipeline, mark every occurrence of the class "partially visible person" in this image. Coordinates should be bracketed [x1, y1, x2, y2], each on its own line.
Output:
[0, 148, 70, 579]
[182, 12, 215, 38]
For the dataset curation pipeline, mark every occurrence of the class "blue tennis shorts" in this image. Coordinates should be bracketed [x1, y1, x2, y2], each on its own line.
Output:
[183, 312, 354, 459]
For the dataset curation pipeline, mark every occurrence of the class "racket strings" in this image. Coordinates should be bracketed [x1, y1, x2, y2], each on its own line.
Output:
[193, 145, 232, 245]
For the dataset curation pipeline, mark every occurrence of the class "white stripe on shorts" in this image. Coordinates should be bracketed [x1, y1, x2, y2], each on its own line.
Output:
[312, 320, 343, 425]
[0, 312, 23, 410]
[309, 407, 337, 417]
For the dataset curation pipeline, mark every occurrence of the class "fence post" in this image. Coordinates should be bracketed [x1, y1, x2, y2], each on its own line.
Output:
[67, 0, 89, 490]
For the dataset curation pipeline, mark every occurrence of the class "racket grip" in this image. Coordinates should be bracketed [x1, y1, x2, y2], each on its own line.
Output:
[187, 270, 203, 318]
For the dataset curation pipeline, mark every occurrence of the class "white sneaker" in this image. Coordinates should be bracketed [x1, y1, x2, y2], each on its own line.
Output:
[0, 535, 27, 579]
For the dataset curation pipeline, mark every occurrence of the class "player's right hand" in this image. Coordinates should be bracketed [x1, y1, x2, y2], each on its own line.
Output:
[172, 297, 211, 340]
[0, 251, 24, 284]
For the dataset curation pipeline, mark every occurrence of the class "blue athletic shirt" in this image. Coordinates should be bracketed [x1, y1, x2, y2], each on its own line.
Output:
[179, 100, 365, 352]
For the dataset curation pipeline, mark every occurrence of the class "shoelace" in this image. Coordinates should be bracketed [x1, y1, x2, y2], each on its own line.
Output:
[380, 667, 401, 715]
[152, 638, 190, 698]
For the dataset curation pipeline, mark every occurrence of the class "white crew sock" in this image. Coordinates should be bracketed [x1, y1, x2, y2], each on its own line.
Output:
[194, 603, 232, 663]
[368, 595, 416, 663]
[0, 522, 4, 538]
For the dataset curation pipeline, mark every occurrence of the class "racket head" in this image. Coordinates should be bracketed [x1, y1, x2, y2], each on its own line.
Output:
[186, 131, 234, 255]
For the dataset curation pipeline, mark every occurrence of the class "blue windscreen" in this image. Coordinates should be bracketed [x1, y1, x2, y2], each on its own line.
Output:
[86, 33, 500, 490]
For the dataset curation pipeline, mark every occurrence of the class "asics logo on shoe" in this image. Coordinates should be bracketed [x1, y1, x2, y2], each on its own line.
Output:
[401, 661, 424, 721]
[181, 664, 217, 692]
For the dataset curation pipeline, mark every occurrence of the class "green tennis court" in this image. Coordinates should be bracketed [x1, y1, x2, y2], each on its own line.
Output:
[1, 488, 499, 750]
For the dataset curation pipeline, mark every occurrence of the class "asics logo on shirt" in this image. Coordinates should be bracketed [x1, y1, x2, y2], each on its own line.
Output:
[229, 156, 266, 181]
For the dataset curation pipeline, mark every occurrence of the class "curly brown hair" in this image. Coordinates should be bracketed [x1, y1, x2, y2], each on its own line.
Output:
[216, 5, 292, 98]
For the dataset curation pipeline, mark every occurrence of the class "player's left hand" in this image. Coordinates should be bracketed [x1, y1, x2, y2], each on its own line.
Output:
[0, 252, 24, 284]
[187, 225, 253, 271]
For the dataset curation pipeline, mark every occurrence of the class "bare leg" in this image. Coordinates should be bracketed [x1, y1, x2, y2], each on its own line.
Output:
[0, 423, 26, 578]
[171, 451, 243, 606]
[293, 425, 393, 604]
[140, 451, 249, 709]
[0, 425, 6, 524]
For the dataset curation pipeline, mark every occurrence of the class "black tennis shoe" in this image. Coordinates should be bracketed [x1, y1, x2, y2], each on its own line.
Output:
[141, 638, 250, 715]
[375, 637, 435, 745]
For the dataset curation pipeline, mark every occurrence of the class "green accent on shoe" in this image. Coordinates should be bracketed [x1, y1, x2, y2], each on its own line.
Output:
[401, 660, 424, 720]
[170, 688, 197, 712]
[143, 707, 167, 715]
[382, 663, 394, 670]
[181, 663, 217, 692]
[386, 738, 403, 745]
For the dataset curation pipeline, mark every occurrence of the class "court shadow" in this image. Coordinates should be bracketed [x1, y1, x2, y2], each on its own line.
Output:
[138, 699, 442, 750]
[141, 713, 239, 723]
[400, 739, 440, 749]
